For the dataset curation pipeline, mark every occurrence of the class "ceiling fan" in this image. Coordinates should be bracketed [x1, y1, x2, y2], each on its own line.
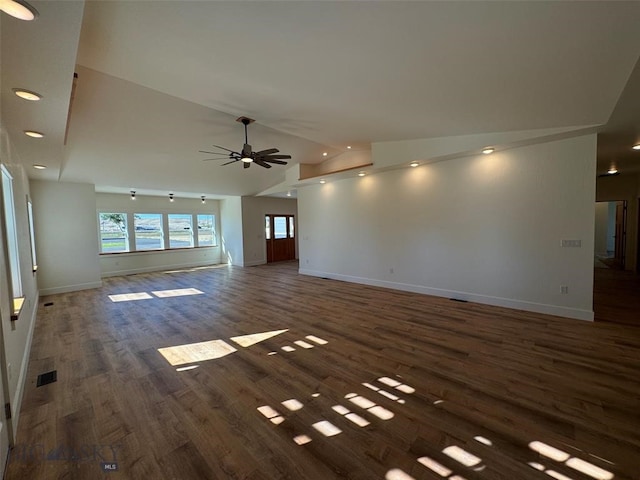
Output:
[200, 117, 291, 169]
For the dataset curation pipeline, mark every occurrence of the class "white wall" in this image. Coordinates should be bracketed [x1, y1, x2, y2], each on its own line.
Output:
[241, 196, 297, 266]
[96, 192, 222, 276]
[29, 180, 102, 295]
[299, 134, 597, 321]
[220, 197, 244, 266]
[0, 140, 40, 438]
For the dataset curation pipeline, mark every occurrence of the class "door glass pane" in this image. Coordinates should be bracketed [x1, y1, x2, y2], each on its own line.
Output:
[265, 216, 271, 240]
[289, 216, 295, 238]
[168, 214, 193, 248]
[274, 216, 287, 239]
[134, 213, 164, 250]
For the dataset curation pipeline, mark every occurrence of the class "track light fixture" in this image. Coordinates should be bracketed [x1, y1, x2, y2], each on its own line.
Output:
[130, 190, 136, 200]
[169, 193, 174, 202]
[201, 196, 206, 204]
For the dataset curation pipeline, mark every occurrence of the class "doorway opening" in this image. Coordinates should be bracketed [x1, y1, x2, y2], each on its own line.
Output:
[265, 214, 296, 263]
[594, 200, 626, 270]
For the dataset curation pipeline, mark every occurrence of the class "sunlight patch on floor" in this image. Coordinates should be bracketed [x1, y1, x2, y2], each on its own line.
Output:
[158, 339, 237, 366]
[151, 288, 204, 298]
[108, 292, 153, 302]
[230, 329, 289, 347]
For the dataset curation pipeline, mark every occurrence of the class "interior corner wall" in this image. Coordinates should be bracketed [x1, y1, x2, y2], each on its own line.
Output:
[96, 192, 222, 276]
[220, 196, 244, 266]
[596, 172, 639, 271]
[241, 196, 298, 266]
[29, 180, 102, 295]
[298, 134, 597, 321]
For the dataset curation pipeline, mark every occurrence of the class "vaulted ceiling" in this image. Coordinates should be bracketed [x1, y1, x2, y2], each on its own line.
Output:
[2, 1, 640, 199]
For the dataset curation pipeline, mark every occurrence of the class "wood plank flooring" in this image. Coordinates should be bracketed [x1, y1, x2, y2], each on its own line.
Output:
[5, 262, 640, 480]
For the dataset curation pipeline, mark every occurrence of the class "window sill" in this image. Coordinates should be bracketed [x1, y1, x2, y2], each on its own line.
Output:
[99, 245, 219, 256]
[11, 297, 25, 321]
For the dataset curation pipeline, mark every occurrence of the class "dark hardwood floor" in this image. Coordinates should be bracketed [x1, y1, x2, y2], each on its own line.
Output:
[594, 266, 640, 326]
[5, 262, 639, 479]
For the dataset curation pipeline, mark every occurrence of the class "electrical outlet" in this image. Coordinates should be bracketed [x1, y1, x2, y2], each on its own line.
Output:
[560, 286, 569, 294]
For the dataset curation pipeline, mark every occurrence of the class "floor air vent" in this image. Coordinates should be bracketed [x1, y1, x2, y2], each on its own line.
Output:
[36, 370, 57, 387]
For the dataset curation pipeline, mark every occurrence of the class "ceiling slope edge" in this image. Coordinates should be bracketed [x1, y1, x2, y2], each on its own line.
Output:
[372, 125, 601, 169]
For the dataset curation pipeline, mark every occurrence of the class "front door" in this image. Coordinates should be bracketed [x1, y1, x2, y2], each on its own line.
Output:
[265, 214, 295, 263]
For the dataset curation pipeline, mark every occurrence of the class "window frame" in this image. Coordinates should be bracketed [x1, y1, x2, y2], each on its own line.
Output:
[1, 164, 24, 319]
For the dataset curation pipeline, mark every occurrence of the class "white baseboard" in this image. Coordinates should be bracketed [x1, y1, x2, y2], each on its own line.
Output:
[299, 268, 594, 322]
[39, 281, 104, 296]
[11, 291, 39, 439]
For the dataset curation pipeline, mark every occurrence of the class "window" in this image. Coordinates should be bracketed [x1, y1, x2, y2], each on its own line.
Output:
[197, 214, 216, 246]
[134, 213, 164, 250]
[1, 165, 23, 301]
[265, 216, 271, 240]
[168, 214, 193, 248]
[99, 213, 129, 253]
[27, 198, 37, 270]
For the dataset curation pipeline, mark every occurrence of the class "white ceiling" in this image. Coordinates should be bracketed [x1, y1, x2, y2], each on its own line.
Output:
[2, 1, 640, 199]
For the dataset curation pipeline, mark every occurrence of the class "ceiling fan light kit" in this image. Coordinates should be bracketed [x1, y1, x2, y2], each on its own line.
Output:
[200, 117, 291, 169]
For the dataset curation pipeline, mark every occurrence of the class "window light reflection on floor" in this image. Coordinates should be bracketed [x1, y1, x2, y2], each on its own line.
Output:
[293, 434, 312, 445]
[566, 457, 614, 479]
[294, 340, 314, 349]
[158, 339, 237, 366]
[386, 468, 415, 480]
[529, 441, 570, 462]
[151, 288, 204, 298]
[418, 456, 452, 476]
[312, 420, 342, 437]
[108, 292, 153, 302]
[281, 399, 303, 411]
[230, 329, 288, 347]
[305, 335, 328, 345]
[345, 393, 395, 420]
[442, 445, 482, 468]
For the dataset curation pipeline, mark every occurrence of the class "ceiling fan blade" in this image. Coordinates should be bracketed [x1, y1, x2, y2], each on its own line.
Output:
[262, 159, 288, 165]
[254, 159, 272, 169]
[243, 162, 251, 169]
[255, 148, 279, 156]
[211, 144, 240, 154]
[221, 159, 240, 166]
[199, 150, 231, 155]
[260, 154, 291, 160]
[203, 158, 230, 161]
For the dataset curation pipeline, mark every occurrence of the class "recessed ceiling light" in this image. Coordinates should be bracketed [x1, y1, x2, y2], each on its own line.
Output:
[608, 168, 618, 175]
[32, 164, 46, 170]
[322, 152, 328, 157]
[410, 162, 419, 168]
[286, 192, 291, 197]
[13, 88, 41, 101]
[347, 146, 352, 150]
[0, 0, 39, 21]
[482, 147, 494, 155]
[319, 179, 326, 184]
[358, 172, 366, 177]
[24, 130, 44, 138]
[633, 144, 640, 150]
